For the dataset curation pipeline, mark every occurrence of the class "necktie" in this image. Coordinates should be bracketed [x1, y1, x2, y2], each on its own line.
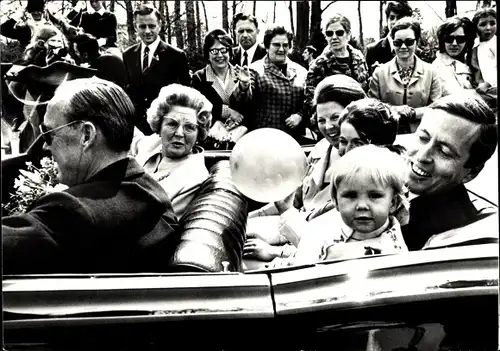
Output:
[242, 51, 248, 67]
[142, 46, 150, 72]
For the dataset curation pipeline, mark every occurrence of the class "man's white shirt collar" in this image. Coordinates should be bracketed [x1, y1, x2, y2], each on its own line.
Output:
[87, 7, 106, 15]
[141, 37, 161, 67]
[240, 43, 258, 65]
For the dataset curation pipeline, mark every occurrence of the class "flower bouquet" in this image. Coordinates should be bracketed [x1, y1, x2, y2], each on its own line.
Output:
[2, 157, 68, 215]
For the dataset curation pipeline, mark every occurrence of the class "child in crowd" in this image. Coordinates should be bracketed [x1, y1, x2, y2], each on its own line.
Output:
[274, 144, 409, 267]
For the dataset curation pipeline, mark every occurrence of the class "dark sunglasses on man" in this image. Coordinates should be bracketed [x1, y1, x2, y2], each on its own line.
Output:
[443, 35, 467, 44]
[393, 38, 416, 47]
[325, 29, 345, 37]
[39, 120, 84, 146]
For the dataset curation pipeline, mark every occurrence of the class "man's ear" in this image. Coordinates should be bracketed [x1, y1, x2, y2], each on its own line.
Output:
[463, 164, 484, 183]
[81, 122, 97, 150]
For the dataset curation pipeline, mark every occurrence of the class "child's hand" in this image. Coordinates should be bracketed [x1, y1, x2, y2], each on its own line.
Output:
[243, 239, 281, 262]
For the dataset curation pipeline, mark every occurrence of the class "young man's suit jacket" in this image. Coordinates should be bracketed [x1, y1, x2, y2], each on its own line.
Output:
[230, 44, 267, 66]
[122, 40, 191, 134]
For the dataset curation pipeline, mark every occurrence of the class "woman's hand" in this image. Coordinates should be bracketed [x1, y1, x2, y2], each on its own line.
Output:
[224, 107, 244, 129]
[285, 114, 302, 128]
[234, 65, 251, 89]
[243, 238, 281, 262]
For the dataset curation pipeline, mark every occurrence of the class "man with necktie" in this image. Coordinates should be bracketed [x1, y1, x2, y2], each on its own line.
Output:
[122, 4, 191, 135]
[230, 13, 267, 67]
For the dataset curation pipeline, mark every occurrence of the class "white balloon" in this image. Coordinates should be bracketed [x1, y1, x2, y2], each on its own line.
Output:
[229, 128, 308, 203]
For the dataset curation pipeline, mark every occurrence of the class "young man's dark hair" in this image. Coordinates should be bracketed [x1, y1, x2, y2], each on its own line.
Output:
[384, 1, 413, 18]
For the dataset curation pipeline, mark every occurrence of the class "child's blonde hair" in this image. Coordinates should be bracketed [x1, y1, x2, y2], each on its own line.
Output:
[330, 145, 408, 211]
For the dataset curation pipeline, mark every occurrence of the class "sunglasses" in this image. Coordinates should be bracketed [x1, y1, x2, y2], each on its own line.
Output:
[325, 30, 345, 37]
[209, 47, 229, 55]
[39, 120, 84, 145]
[443, 35, 467, 44]
[163, 117, 198, 134]
[393, 38, 416, 47]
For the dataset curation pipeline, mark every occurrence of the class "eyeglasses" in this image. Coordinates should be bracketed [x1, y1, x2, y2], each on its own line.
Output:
[270, 42, 290, 50]
[393, 38, 416, 47]
[39, 120, 85, 145]
[443, 35, 467, 44]
[163, 117, 198, 134]
[325, 30, 345, 37]
[209, 47, 229, 55]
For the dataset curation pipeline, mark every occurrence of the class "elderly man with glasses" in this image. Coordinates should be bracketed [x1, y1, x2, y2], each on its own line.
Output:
[2, 77, 179, 275]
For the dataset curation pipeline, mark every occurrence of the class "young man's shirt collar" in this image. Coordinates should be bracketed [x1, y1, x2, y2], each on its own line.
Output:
[87, 7, 106, 16]
[240, 42, 259, 65]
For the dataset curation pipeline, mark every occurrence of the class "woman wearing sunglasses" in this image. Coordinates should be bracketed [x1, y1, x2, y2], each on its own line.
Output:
[368, 17, 442, 133]
[131, 84, 212, 219]
[432, 17, 475, 96]
[192, 29, 248, 147]
[304, 13, 369, 119]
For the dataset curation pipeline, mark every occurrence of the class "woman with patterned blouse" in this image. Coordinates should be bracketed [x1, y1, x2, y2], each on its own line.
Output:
[304, 13, 369, 119]
[368, 17, 442, 133]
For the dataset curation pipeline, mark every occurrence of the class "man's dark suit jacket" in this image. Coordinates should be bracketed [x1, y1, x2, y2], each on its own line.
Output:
[122, 40, 191, 134]
[2, 158, 180, 274]
[230, 44, 267, 66]
[68, 9, 117, 47]
[402, 184, 478, 251]
[0, 18, 32, 47]
[365, 36, 394, 75]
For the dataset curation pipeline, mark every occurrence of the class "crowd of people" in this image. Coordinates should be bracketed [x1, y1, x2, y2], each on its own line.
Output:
[0, 1, 498, 274]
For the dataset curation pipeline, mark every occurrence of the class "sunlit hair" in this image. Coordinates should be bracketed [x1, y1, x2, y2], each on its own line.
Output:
[323, 13, 351, 34]
[232, 12, 259, 31]
[313, 75, 366, 109]
[385, 1, 413, 18]
[133, 3, 163, 23]
[338, 98, 399, 147]
[436, 16, 475, 63]
[147, 84, 212, 142]
[330, 145, 408, 213]
[428, 92, 497, 169]
[52, 77, 135, 152]
[203, 28, 234, 61]
[390, 16, 421, 41]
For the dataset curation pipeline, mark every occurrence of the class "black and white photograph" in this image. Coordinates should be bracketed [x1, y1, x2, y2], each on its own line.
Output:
[1, 1, 498, 350]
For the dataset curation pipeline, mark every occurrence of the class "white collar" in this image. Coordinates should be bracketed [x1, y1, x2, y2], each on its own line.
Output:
[87, 7, 106, 15]
[436, 52, 456, 66]
[142, 37, 161, 55]
[240, 43, 258, 63]
[340, 215, 391, 241]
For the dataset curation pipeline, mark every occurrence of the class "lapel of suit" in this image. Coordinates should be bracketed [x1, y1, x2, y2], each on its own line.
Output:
[389, 58, 404, 86]
[408, 56, 424, 87]
[143, 41, 166, 76]
[131, 43, 143, 84]
[206, 64, 237, 103]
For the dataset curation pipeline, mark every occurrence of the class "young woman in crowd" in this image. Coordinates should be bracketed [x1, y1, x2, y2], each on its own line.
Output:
[470, 7, 497, 111]
[432, 16, 476, 96]
[191, 29, 248, 146]
[369, 17, 442, 133]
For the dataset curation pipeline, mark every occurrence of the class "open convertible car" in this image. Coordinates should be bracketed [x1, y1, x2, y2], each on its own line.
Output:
[2, 135, 499, 351]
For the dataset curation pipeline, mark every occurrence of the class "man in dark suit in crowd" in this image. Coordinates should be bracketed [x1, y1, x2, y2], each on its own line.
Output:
[365, 1, 413, 74]
[230, 13, 267, 66]
[122, 4, 191, 135]
[67, 0, 117, 48]
[2, 77, 179, 274]
[72, 33, 127, 88]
